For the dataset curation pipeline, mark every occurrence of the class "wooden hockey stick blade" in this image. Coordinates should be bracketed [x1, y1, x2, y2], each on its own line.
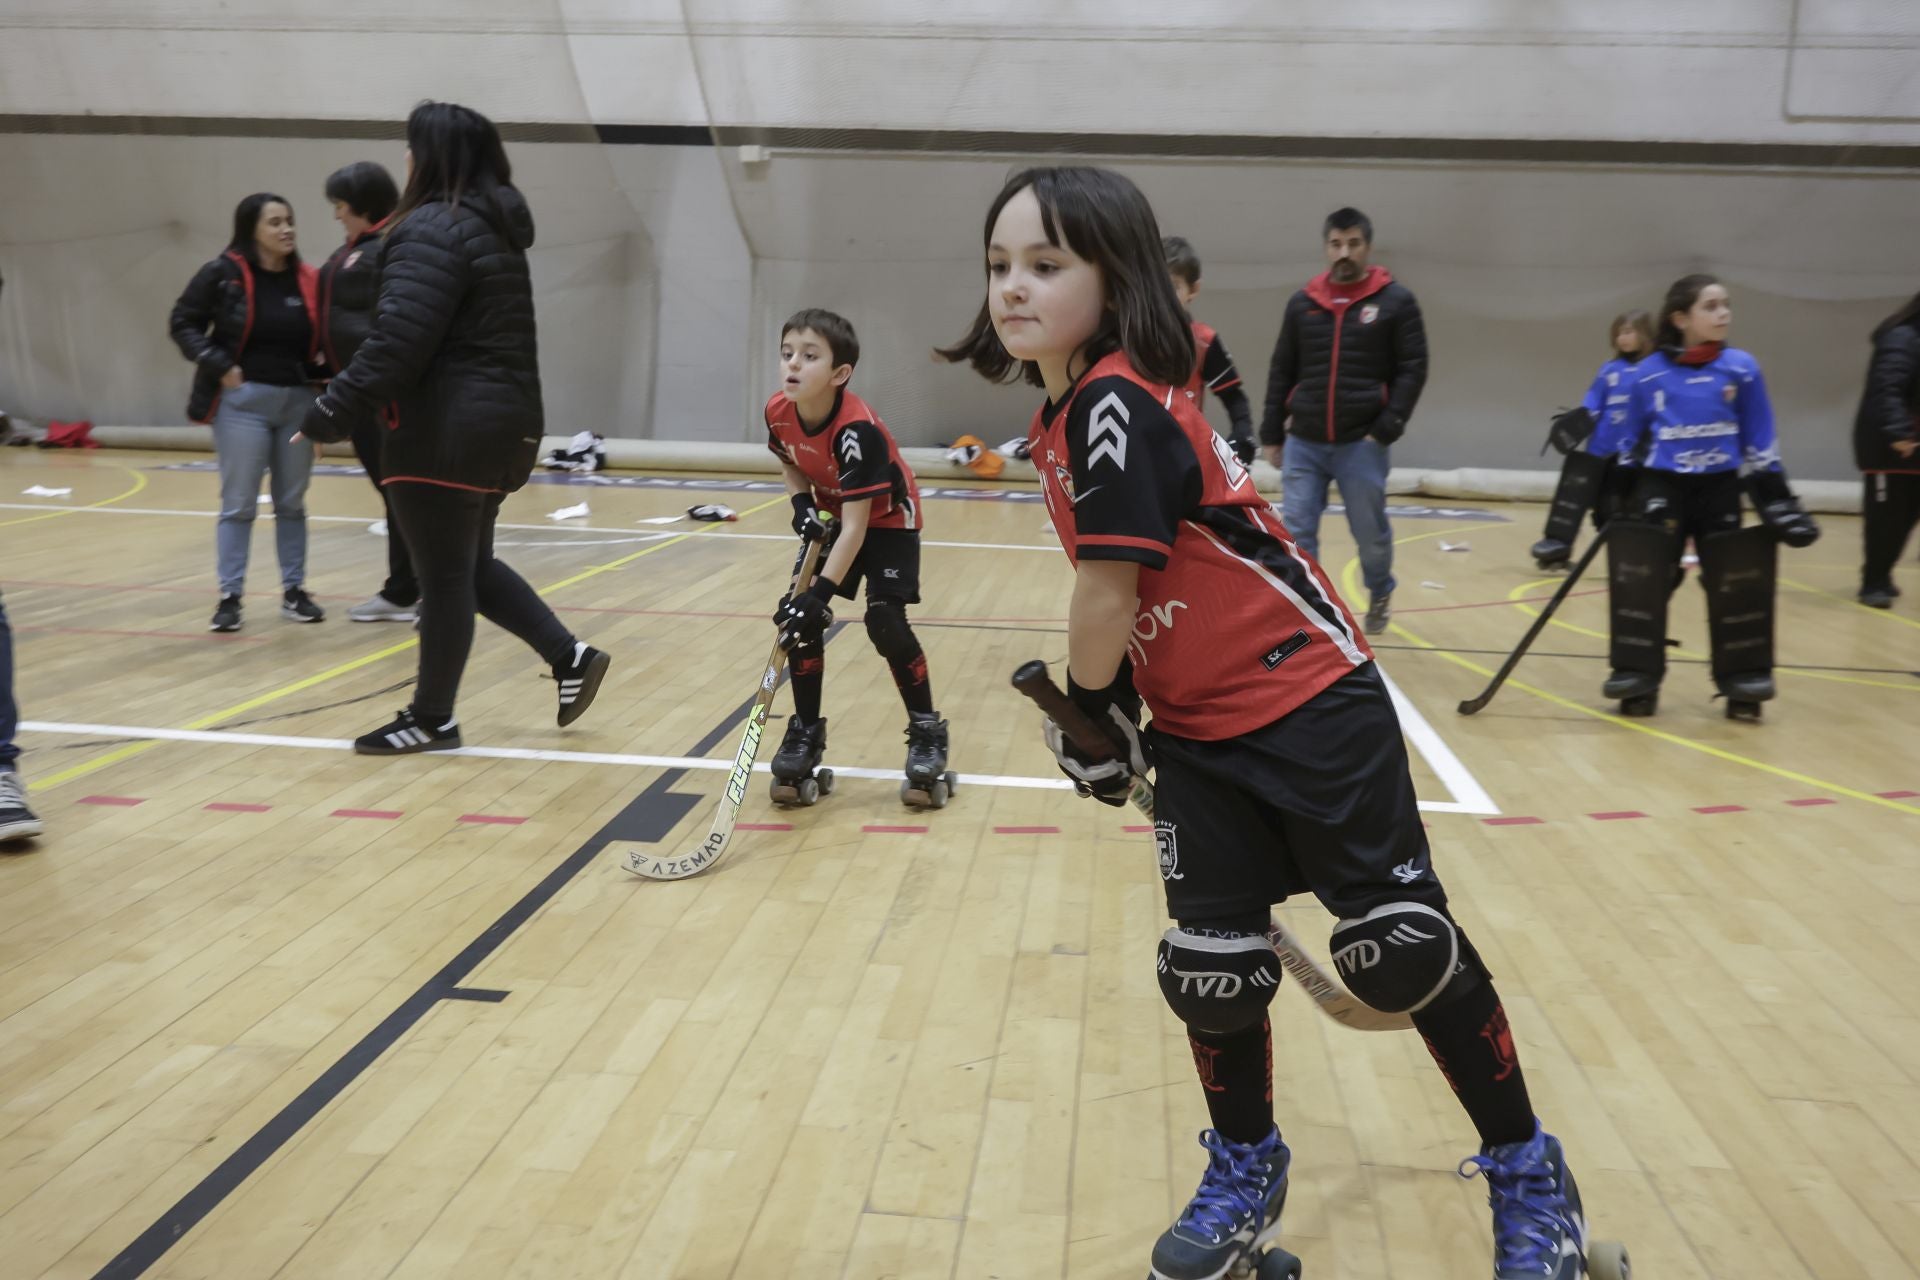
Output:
[1010, 661, 1403, 1032]
[624, 530, 830, 881]
[1456, 523, 1609, 716]
[1266, 915, 1411, 1031]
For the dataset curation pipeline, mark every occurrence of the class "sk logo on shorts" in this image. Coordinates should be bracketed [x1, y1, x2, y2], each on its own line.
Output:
[1154, 821, 1183, 881]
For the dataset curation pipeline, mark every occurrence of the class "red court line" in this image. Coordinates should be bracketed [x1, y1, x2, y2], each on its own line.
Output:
[1786, 798, 1838, 808]
[205, 802, 273, 813]
[1483, 816, 1544, 826]
[332, 808, 402, 820]
[1589, 811, 1649, 821]
[1123, 824, 1152, 833]
[458, 814, 526, 826]
[1879, 790, 1920, 799]
[994, 825, 1061, 835]
[737, 822, 793, 831]
[862, 824, 928, 834]
[78, 795, 144, 807]
[1694, 805, 1747, 815]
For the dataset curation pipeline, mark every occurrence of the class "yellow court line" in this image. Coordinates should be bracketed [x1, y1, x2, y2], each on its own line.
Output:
[35, 493, 788, 790]
[0, 464, 149, 529]
[1502, 575, 1920, 694]
[1781, 574, 1920, 634]
[1340, 548, 1920, 817]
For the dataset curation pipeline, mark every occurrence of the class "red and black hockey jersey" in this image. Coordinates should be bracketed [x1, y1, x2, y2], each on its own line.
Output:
[1029, 351, 1371, 740]
[765, 388, 923, 532]
[1185, 320, 1243, 412]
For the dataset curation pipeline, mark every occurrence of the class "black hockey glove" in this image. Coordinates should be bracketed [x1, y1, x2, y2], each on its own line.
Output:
[789, 492, 829, 542]
[1544, 406, 1596, 456]
[1228, 435, 1257, 467]
[1042, 673, 1150, 807]
[773, 576, 837, 649]
[299, 396, 352, 445]
[1748, 471, 1820, 548]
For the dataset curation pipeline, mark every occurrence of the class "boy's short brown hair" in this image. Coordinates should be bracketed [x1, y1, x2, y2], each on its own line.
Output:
[781, 308, 860, 369]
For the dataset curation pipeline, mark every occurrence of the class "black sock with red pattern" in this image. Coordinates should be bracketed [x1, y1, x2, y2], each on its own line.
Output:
[1411, 979, 1536, 1148]
[888, 646, 934, 716]
[1187, 1017, 1274, 1146]
[789, 639, 825, 724]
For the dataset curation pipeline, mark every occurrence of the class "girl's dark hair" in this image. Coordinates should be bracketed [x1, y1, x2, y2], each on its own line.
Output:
[324, 161, 399, 223]
[1610, 309, 1655, 361]
[391, 101, 513, 226]
[1657, 273, 1721, 349]
[1872, 290, 1920, 342]
[937, 166, 1195, 390]
[228, 192, 299, 267]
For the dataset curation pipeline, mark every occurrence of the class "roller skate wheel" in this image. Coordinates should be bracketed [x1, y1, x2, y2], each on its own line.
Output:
[817, 768, 835, 796]
[927, 779, 949, 809]
[1620, 693, 1657, 717]
[1587, 1240, 1630, 1280]
[769, 779, 798, 805]
[795, 776, 820, 806]
[943, 770, 958, 795]
[1256, 1247, 1303, 1280]
[1726, 700, 1761, 722]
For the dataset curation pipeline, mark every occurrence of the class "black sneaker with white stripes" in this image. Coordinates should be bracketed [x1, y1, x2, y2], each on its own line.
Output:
[353, 708, 462, 756]
[552, 642, 611, 727]
[0, 771, 44, 843]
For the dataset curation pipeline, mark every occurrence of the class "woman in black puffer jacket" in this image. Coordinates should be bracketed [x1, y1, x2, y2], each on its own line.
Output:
[1853, 291, 1920, 608]
[302, 102, 609, 754]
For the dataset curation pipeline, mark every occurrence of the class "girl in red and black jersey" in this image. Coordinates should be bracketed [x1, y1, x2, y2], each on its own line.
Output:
[765, 308, 949, 805]
[940, 167, 1597, 1280]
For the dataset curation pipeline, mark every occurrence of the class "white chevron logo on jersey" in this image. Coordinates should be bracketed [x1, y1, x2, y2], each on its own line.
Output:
[1086, 392, 1129, 471]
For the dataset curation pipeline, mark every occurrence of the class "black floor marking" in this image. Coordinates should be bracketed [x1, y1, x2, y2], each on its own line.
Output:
[91, 627, 846, 1278]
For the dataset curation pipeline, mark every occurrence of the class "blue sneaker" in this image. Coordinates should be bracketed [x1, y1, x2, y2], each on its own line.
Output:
[1151, 1128, 1290, 1280]
[1459, 1121, 1586, 1279]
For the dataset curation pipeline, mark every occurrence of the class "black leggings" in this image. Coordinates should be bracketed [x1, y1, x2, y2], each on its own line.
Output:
[386, 482, 575, 723]
[351, 420, 418, 606]
[1863, 473, 1920, 592]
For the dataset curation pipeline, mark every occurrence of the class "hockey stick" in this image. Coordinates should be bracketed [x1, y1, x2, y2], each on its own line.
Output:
[1456, 522, 1610, 716]
[624, 526, 832, 881]
[1010, 661, 1410, 1033]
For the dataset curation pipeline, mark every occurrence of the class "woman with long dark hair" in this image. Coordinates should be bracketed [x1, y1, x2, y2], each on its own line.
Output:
[316, 160, 420, 624]
[1531, 309, 1656, 568]
[302, 102, 608, 753]
[169, 193, 327, 631]
[1599, 274, 1819, 718]
[1854, 291, 1920, 607]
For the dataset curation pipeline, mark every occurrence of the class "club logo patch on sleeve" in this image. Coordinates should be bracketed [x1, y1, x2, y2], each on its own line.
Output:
[1261, 629, 1311, 670]
[1086, 392, 1130, 471]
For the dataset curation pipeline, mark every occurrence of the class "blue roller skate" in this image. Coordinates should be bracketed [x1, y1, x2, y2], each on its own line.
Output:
[1150, 1128, 1301, 1280]
[1458, 1121, 1630, 1279]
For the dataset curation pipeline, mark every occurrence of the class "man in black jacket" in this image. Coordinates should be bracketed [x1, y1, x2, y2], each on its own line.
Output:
[317, 161, 417, 624]
[1259, 208, 1428, 633]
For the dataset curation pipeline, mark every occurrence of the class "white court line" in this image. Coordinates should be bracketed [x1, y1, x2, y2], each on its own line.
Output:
[1376, 665, 1501, 816]
[19, 719, 1485, 812]
[0, 502, 1059, 551]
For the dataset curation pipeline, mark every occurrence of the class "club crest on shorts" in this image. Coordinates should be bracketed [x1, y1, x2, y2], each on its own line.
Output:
[1360, 304, 1380, 325]
[1154, 820, 1183, 881]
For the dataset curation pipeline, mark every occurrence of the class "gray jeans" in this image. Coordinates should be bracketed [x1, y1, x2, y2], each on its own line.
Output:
[212, 381, 313, 597]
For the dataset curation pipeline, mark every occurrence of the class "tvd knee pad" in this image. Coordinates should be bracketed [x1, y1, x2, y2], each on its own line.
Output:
[1156, 925, 1282, 1035]
[1329, 902, 1461, 1014]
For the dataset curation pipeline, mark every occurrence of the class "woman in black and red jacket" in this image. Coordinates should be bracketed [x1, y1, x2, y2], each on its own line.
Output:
[1855, 291, 1920, 608]
[317, 160, 419, 624]
[301, 102, 609, 754]
[169, 193, 327, 632]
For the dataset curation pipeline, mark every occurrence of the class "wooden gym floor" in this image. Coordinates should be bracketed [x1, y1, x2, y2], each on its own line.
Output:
[1, 448, 1916, 1279]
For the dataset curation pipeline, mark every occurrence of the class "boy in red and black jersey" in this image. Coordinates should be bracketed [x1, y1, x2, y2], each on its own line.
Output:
[1164, 236, 1256, 466]
[765, 309, 949, 799]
